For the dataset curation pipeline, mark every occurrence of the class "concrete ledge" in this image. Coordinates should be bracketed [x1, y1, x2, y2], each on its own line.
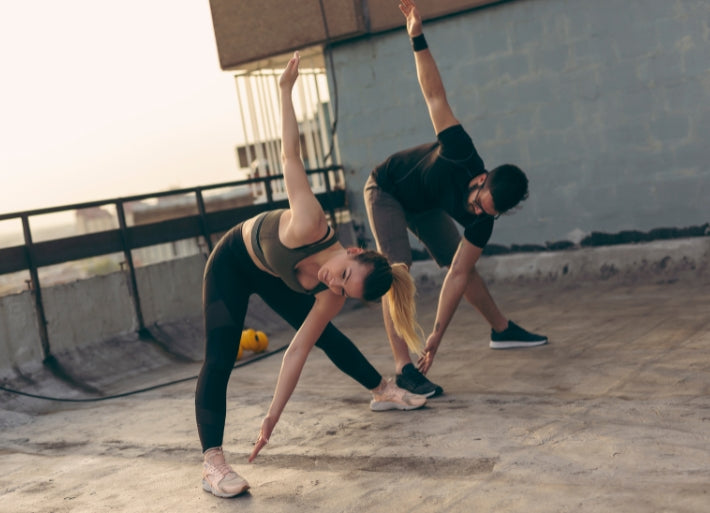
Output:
[411, 237, 710, 289]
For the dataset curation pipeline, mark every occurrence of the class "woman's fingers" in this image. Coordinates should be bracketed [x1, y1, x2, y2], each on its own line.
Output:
[248, 432, 269, 463]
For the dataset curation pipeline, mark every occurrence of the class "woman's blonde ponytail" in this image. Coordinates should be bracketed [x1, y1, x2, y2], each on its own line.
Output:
[386, 263, 423, 355]
[357, 251, 423, 355]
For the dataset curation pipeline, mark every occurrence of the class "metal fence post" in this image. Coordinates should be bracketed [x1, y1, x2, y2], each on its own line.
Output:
[21, 215, 52, 361]
[115, 200, 148, 335]
[195, 189, 213, 254]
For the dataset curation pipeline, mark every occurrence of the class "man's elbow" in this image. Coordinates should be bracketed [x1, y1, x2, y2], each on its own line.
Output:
[424, 89, 448, 109]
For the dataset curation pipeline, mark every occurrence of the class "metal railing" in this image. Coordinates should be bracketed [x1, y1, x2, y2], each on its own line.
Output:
[0, 166, 347, 362]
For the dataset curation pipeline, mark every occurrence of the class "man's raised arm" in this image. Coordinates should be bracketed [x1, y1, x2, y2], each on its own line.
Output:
[399, 0, 459, 134]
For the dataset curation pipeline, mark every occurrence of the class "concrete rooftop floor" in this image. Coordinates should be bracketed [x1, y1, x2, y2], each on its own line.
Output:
[1, 247, 709, 513]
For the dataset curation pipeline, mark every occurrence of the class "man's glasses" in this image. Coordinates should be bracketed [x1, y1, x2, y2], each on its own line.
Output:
[470, 177, 501, 220]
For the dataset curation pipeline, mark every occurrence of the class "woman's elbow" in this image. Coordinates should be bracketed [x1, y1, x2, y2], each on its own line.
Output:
[281, 152, 302, 168]
[284, 337, 314, 361]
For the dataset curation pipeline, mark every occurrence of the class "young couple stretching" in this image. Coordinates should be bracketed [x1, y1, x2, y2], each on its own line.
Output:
[195, 0, 546, 498]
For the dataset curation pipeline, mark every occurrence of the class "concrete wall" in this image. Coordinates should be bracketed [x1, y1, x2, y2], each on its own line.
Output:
[0, 291, 44, 369]
[41, 272, 138, 354]
[0, 253, 287, 377]
[0, 260, 197, 376]
[333, 0, 710, 247]
[136, 254, 205, 326]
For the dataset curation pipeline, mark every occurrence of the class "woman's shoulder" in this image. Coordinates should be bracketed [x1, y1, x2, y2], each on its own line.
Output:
[281, 210, 333, 248]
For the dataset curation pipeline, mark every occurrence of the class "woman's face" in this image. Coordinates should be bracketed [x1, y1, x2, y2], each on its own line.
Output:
[317, 251, 370, 299]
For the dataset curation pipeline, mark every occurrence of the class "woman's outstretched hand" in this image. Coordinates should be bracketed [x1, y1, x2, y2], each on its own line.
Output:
[399, 0, 423, 37]
[279, 51, 300, 90]
[248, 414, 276, 462]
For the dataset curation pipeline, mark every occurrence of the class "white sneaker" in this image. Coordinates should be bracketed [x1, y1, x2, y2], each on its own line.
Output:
[370, 378, 427, 411]
[201, 447, 249, 498]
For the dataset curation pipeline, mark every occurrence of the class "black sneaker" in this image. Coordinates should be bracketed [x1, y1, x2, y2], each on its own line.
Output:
[395, 363, 443, 398]
[490, 321, 548, 349]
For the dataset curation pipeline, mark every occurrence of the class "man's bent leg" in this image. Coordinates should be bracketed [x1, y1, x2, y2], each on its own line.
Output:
[364, 177, 442, 395]
[364, 175, 416, 374]
[463, 268, 547, 349]
[462, 268, 508, 332]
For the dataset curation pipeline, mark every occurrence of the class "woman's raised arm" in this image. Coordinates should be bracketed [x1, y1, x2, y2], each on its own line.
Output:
[278, 52, 328, 241]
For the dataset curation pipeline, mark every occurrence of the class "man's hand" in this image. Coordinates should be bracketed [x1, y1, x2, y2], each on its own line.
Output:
[417, 332, 442, 374]
[248, 415, 277, 462]
[399, 0, 423, 37]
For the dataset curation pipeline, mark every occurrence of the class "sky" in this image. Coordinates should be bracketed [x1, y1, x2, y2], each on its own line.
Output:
[0, 0, 247, 218]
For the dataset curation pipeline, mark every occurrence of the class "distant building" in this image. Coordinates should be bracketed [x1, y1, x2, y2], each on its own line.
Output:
[128, 186, 256, 266]
[75, 206, 116, 234]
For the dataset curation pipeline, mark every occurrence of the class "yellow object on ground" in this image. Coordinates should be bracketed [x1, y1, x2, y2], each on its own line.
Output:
[254, 331, 269, 352]
[240, 329, 258, 351]
[238, 329, 269, 360]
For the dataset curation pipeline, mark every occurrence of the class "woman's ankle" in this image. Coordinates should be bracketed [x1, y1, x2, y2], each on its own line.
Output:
[203, 446, 225, 464]
[371, 378, 388, 395]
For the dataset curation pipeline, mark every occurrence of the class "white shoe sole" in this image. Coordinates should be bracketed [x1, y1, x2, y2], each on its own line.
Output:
[369, 399, 426, 411]
[202, 479, 249, 498]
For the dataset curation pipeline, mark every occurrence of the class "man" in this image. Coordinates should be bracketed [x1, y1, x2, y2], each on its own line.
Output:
[364, 0, 547, 398]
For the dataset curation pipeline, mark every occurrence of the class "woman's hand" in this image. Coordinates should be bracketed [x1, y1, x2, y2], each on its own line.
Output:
[248, 414, 277, 462]
[279, 51, 300, 90]
[399, 0, 423, 37]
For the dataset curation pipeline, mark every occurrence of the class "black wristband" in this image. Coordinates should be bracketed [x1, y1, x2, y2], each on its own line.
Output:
[411, 34, 428, 52]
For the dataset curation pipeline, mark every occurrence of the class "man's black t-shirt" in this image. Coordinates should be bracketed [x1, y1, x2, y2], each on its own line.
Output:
[371, 124, 494, 248]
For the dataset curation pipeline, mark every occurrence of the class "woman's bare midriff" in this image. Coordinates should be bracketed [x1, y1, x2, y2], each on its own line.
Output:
[240, 216, 277, 276]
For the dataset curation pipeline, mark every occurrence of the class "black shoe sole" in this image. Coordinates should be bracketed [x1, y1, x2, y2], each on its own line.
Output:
[395, 379, 443, 398]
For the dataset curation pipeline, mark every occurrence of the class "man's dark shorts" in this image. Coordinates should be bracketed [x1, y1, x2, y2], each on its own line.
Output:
[364, 175, 461, 268]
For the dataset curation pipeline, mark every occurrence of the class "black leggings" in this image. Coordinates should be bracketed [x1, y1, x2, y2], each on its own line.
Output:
[195, 224, 383, 451]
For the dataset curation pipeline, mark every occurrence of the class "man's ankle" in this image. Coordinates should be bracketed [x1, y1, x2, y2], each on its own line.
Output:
[396, 361, 414, 374]
[492, 320, 510, 333]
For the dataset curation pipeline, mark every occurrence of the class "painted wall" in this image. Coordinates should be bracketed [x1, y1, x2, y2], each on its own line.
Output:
[332, 0, 710, 247]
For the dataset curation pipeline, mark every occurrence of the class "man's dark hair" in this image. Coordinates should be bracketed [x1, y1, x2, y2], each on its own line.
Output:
[486, 164, 529, 213]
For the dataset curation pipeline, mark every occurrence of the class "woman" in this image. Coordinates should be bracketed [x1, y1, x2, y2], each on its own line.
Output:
[196, 52, 425, 498]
